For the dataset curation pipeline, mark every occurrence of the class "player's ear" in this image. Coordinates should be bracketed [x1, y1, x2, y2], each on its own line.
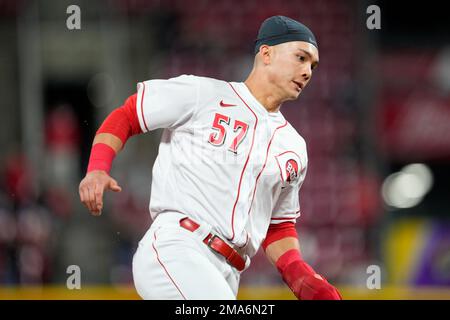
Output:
[259, 45, 272, 65]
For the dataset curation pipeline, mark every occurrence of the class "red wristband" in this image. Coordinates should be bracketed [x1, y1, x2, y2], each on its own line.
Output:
[87, 143, 116, 174]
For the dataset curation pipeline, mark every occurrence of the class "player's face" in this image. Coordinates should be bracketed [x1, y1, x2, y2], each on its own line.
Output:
[269, 41, 319, 100]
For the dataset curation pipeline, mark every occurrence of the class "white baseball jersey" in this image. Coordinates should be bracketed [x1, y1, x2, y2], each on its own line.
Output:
[136, 74, 308, 258]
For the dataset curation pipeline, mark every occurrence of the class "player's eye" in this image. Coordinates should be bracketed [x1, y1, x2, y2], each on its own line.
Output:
[297, 55, 305, 62]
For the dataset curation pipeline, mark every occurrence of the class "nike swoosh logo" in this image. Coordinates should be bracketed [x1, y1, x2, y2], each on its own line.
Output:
[220, 100, 237, 107]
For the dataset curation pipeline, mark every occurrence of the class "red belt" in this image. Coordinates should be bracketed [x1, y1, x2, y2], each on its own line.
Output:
[179, 217, 245, 272]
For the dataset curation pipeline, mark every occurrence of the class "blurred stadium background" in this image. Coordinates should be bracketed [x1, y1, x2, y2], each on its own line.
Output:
[0, 0, 450, 299]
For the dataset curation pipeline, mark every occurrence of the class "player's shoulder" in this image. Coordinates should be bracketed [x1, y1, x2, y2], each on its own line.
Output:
[164, 74, 225, 82]
[277, 119, 308, 165]
[183, 75, 235, 101]
[188, 74, 230, 89]
[281, 120, 308, 151]
[142, 74, 230, 94]
[139, 74, 195, 88]
[275, 118, 309, 172]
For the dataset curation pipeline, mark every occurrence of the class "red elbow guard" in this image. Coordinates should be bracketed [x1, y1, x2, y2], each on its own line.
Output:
[276, 249, 342, 300]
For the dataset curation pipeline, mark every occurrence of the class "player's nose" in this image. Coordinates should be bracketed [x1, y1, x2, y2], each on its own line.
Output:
[300, 65, 312, 82]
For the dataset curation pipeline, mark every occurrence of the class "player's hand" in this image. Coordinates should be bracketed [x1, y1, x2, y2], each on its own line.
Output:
[79, 170, 122, 216]
[295, 274, 342, 300]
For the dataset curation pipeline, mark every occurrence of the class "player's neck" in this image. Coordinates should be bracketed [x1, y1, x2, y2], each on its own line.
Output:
[244, 74, 282, 113]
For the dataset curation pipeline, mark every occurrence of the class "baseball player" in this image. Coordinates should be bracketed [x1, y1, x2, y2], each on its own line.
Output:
[79, 15, 342, 300]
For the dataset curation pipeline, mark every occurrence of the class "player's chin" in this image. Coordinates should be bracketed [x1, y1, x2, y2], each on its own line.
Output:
[286, 89, 301, 101]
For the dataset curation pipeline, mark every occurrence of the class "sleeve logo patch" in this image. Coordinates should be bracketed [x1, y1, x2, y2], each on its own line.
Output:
[285, 159, 299, 183]
[275, 151, 303, 184]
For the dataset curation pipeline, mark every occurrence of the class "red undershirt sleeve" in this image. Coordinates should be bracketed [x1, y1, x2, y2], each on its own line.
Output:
[87, 93, 142, 173]
[96, 93, 142, 145]
[261, 221, 298, 251]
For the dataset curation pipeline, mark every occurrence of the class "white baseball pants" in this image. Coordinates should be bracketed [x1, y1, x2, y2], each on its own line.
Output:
[132, 212, 245, 299]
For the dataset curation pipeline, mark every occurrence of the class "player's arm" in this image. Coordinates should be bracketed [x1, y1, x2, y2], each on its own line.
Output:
[262, 222, 342, 300]
[79, 94, 142, 215]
